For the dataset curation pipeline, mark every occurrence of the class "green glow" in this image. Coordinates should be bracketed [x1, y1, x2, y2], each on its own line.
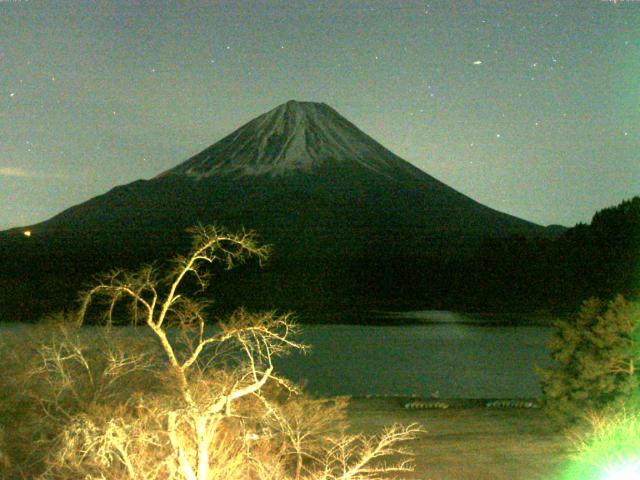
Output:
[561, 412, 640, 480]
[602, 462, 640, 480]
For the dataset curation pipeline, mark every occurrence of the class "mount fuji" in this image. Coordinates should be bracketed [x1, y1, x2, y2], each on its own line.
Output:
[1, 101, 552, 317]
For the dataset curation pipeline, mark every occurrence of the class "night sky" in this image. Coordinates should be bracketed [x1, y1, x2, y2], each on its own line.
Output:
[1, 0, 638, 230]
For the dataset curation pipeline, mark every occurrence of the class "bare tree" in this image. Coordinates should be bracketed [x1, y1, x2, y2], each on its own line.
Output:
[1, 225, 422, 480]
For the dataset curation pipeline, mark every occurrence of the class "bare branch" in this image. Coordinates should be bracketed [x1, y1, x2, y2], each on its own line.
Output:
[2, 224, 422, 480]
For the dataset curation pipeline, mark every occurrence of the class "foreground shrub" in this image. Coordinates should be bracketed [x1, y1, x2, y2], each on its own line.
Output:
[0, 225, 421, 479]
[0, 318, 163, 478]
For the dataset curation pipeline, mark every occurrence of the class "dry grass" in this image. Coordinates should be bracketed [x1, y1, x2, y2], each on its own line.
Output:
[346, 398, 574, 480]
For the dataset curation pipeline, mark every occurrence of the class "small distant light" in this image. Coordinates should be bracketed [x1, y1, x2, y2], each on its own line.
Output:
[23, 230, 32, 237]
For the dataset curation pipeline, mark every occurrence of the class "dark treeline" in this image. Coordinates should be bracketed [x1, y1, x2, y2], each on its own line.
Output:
[449, 196, 640, 313]
[1, 197, 638, 323]
[378, 196, 639, 314]
[195, 196, 640, 316]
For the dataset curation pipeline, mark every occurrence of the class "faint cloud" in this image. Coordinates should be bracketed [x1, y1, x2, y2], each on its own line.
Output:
[0, 166, 66, 179]
[0, 166, 30, 177]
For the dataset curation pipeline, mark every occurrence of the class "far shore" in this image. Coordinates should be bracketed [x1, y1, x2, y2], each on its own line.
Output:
[299, 309, 562, 326]
[0, 308, 564, 327]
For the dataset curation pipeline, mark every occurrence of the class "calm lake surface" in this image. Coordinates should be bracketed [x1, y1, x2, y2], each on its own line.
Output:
[1, 311, 555, 399]
[274, 311, 554, 399]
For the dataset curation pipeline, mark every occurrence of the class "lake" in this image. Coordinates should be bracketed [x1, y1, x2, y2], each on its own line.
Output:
[0, 311, 555, 399]
[274, 311, 554, 399]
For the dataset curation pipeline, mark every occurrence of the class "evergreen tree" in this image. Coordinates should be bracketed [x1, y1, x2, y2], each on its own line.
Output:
[539, 295, 640, 425]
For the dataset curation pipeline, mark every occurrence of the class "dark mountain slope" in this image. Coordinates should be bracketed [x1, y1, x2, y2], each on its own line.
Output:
[0, 101, 554, 320]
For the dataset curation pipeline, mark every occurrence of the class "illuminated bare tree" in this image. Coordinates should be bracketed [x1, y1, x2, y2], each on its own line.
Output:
[75, 226, 301, 478]
[1, 225, 421, 480]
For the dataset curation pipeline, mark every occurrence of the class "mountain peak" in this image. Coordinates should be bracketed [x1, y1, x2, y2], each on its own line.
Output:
[281, 99, 326, 109]
[274, 99, 331, 115]
[159, 101, 409, 178]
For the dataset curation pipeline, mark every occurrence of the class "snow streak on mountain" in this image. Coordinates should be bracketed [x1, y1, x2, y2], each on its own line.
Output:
[159, 100, 420, 179]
